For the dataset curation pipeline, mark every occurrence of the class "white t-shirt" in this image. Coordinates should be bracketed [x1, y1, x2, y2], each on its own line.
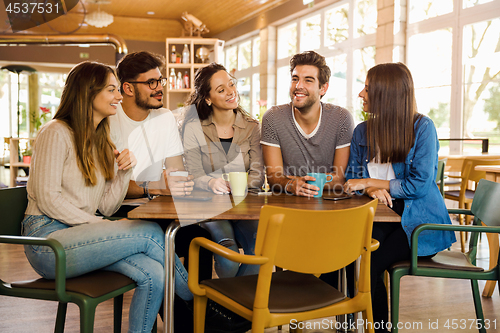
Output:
[367, 160, 396, 181]
[109, 104, 183, 182]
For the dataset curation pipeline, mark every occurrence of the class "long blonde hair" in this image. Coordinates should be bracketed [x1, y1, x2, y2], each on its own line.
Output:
[53, 61, 116, 186]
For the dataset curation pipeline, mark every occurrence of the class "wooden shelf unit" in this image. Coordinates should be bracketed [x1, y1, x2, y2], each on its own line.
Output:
[9, 137, 36, 187]
[165, 38, 225, 113]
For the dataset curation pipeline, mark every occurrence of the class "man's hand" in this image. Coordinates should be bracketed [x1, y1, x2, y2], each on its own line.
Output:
[287, 176, 320, 197]
[164, 167, 194, 196]
[114, 149, 136, 171]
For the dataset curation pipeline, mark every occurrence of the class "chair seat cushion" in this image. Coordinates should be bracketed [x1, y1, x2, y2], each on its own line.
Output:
[445, 190, 475, 200]
[390, 251, 484, 272]
[11, 270, 135, 298]
[201, 270, 346, 313]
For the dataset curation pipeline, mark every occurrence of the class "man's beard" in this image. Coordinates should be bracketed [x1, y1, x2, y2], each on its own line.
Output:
[291, 90, 317, 114]
[135, 91, 163, 110]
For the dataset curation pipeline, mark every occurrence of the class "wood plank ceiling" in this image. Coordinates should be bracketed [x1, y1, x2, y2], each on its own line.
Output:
[0, 0, 290, 42]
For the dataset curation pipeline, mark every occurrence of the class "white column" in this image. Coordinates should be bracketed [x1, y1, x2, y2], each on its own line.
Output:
[259, 27, 277, 108]
[376, 0, 406, 63]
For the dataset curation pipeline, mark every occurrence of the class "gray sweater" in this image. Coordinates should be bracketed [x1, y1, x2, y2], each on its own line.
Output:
[25, 120, 131, 225]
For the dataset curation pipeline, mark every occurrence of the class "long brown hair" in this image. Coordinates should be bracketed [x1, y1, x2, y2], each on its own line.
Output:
[366, 62, 422, 163]
[53, 61, 116, 186]
[181, 63, 253, 136]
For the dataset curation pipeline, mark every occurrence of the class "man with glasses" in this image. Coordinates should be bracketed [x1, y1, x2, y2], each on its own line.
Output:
[110, 51, 193, 198]
[109, 51, 245, 333]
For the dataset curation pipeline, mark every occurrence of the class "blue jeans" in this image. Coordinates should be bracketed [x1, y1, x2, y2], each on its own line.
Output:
[22, 215, 193, 333]
[201, 220, 259, 278]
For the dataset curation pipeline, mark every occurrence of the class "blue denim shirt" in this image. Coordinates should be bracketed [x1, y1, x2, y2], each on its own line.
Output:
[346, 116, 456, 256]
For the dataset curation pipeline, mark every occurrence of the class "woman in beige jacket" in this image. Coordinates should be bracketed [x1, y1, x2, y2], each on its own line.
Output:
[181, 63, 264, 278]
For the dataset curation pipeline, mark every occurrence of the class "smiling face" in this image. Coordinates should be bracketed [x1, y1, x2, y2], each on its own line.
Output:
[92, 73, 122, 127]
[359, 78, 369, 113]
[205, 70, 238, 113]
[133, 68, 164, 110]
[289, 65, 328, 114]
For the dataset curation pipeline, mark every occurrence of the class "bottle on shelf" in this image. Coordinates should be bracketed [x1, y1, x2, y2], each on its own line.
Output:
[170, 45, 176, 63]
[169, 68, 176, 89]
[176, 72, 183, 89]
[183, 71, 189, 89]
[182, 44, 190, 64]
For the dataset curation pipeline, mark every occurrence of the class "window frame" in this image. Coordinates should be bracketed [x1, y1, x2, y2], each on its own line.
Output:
[275, 0, 376, 116]
[224, 35, 261, 116]
[406, 0, 500, 153]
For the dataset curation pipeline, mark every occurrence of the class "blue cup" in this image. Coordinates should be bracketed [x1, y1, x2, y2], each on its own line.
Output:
[306, 172, 333, 198]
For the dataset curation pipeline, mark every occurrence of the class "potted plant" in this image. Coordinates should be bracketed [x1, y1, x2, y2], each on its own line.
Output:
[22, 148, 32, 164]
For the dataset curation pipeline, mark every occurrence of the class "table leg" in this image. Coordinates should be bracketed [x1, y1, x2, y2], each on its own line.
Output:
[165, 221, 181, 333]
[482, 225, 499, 297]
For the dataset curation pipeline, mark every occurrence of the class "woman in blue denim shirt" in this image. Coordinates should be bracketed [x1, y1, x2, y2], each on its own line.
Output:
[343, 63, 456, 332]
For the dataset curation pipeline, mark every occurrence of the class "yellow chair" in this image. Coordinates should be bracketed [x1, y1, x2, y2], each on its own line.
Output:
[188, 200, 379, 333]
[444, 158, 500, 252]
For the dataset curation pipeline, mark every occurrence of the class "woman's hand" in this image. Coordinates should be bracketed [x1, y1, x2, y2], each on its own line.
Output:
[366, 187, 393, 207]
[343, 178, 369, 195]
[208, 177, 230, 195]
[114, 149, 136, 170]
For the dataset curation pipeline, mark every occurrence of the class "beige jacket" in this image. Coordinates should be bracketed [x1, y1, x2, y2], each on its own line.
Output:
[183, 112, 265, 191]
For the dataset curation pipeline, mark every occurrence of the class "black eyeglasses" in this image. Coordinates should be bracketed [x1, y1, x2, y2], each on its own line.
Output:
[127, 78, 167, 90]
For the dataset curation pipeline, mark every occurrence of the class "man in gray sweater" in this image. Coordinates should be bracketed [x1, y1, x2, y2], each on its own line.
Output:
[261, 51, 354, 197]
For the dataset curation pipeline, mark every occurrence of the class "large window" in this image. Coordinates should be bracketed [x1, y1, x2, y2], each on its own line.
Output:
[37, 72, 65, 133]
[276, 0, 377, 122]
[224, 36, 261, 116]
[0, 71, 64, 139]
[407, 0, 500, 154]
[0, 71, 29, 138]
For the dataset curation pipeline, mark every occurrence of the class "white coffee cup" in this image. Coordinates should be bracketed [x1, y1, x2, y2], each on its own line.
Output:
[222, 172, 248, 196]
[169, 171, 189, 177]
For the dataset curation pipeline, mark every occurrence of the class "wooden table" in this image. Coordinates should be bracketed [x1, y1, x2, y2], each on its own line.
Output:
[128, 191, 401, 333]
[475, 165, 500, 297]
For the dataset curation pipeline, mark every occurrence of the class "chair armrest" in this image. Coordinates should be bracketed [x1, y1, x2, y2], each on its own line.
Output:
[447, 208, 473, 215]
[0, 235, 71, 302]
[370, 238, 380, 252]
[187, 237, 269, 296]
[446, 175, 463, 179]
[409, 224, 500, 275]
[192, 237, 268, 265]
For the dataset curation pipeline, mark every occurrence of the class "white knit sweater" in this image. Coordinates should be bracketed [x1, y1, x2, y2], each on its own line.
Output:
[25, 120, 132, 225]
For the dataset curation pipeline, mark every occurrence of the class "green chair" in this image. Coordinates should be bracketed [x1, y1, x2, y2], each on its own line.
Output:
[0, 187, 155, 333]
[436, 158, 447, 197]
[389, 179, 500, 333]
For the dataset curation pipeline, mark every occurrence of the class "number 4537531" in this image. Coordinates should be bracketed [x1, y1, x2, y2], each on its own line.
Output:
[5, 2, 60, 14]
